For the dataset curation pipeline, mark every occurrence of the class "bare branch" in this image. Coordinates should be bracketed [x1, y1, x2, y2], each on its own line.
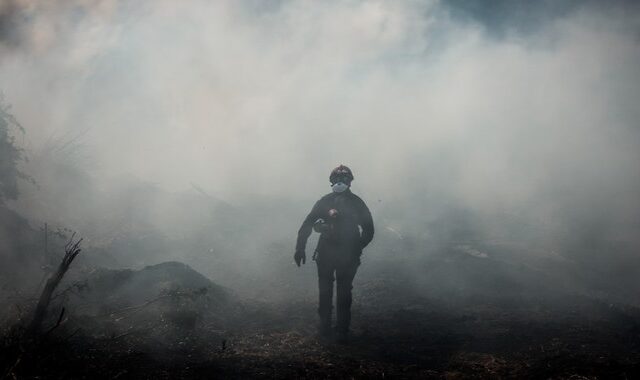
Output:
[44, 307, 66, 336]
[28, 235, 83, 335]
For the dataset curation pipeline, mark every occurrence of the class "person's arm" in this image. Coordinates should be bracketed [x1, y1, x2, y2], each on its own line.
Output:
[359, 200, 374, 249]
[295, 200, 322, 253]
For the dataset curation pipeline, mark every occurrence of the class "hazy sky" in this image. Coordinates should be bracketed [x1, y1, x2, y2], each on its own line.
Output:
[1, 0, 639, 233]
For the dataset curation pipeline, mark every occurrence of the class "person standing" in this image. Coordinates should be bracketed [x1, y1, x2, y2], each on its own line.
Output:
[294, 165, 374, 343]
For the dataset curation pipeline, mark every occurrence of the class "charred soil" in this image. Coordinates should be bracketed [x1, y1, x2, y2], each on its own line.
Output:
[2, 260, 640, 379]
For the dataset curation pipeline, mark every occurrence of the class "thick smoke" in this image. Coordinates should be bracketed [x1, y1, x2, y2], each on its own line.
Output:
[1, 1, 639, 301]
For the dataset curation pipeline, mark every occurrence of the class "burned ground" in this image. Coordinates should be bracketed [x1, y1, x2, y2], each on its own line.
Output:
[2, 248, 640, 379]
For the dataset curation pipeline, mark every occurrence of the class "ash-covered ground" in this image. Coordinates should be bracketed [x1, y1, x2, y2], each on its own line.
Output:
[2, 238, 640, 379]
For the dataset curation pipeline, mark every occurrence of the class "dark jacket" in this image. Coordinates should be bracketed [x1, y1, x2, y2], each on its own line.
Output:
[296, 189, 374, 260]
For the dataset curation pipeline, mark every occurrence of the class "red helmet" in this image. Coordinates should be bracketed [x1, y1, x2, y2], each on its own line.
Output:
[329, 165, 354, 184]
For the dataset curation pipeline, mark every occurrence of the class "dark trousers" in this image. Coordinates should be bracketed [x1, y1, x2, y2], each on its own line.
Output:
[316, 256, 359, 333]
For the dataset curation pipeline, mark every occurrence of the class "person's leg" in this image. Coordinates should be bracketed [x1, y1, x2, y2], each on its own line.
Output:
[316, 259, 335, 336]
[335, 261, 359, 340]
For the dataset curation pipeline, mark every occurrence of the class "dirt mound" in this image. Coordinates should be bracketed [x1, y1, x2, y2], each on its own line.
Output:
[50, 261, 243, 342]
[77, 261, 228, 307]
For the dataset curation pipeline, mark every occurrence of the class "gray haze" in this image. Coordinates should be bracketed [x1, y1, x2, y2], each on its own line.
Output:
[1, 1, 639, 302]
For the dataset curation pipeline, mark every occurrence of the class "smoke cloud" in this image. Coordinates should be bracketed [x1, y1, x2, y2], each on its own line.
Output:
[1, 0, 639, 299]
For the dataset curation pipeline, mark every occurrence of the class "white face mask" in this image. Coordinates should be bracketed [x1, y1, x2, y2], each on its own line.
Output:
[331, 182, 349, 193]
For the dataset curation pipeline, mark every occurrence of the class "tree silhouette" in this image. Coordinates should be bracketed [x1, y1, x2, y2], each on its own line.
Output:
[0, 94, 27, 204]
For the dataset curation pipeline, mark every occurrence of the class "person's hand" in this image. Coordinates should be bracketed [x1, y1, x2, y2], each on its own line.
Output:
[294, 250, 306, 267]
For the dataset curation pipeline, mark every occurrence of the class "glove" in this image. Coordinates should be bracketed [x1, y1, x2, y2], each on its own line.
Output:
[294, 250, 306, 267]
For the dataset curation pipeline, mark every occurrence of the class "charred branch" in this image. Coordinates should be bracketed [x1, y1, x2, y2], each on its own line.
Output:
[27, 234, 82, 335]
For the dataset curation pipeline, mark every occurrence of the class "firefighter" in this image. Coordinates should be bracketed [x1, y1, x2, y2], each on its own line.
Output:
[294, 165, 374, 343]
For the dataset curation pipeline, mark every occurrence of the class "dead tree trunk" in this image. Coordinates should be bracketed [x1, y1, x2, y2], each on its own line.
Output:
[28, 235, 82, 335]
